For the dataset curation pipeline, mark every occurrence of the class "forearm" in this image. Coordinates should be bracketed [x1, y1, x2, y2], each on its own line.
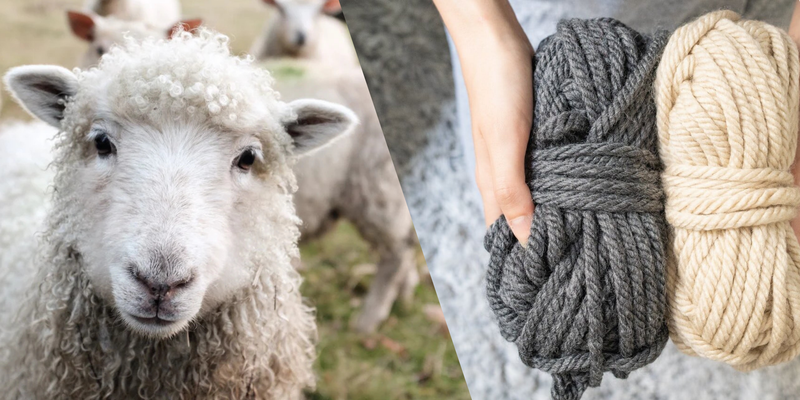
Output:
[432, 0, 532, 57]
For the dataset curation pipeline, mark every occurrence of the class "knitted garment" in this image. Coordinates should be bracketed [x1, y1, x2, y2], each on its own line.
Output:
[657, 10, 800, 371]
[484, 18, 669, 400]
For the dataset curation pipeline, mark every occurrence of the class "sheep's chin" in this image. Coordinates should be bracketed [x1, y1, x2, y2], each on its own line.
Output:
[119, 312, 193, 339]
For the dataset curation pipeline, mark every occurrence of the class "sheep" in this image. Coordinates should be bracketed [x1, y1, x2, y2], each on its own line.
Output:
[84, 0, 182, 30]
[264, 59, 420, 333]
[250, 0, 358, 66]
[0, 28, 358, 399]
[0, 121, 57, 319]
[67, 9, 201, 68]
[252, 0, 419, 333]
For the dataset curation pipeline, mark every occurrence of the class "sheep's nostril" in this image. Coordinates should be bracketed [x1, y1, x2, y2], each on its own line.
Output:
[172, 276, 194, 290]
[130, 266, 193, 299]
[295, 32, 306, 47]
[151, 283, 170, 298]
[130, 265, 148, 286]
[159, 276, 194, 299]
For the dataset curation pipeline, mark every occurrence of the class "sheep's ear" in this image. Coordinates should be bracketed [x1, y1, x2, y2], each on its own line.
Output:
[167, 19, 203, 38]
[4, 65, 78, 128]
[67, 10, 95, 42]
[261, 0, 277, 5]
[285, 99, 357, 156]
[322, 0, 341, 13]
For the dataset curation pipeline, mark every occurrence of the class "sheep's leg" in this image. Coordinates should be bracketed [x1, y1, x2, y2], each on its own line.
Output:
[338, 122, 420, 332]
[291, 256, 306, 271]
[353, 244, 416, 333]
[398, 261, 419, 304]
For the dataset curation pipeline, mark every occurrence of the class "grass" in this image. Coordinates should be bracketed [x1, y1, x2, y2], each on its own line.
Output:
[301, 222, 467, 400]
[0, 0, 468, 398]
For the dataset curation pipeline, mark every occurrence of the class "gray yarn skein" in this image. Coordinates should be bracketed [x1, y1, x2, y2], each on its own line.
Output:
[484, 19, 669, 400]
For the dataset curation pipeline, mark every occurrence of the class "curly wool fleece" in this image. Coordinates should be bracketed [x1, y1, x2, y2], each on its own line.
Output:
[68, 28, 298, 176]
[484, 18, 669, 400]
[657, 11, 800, 371]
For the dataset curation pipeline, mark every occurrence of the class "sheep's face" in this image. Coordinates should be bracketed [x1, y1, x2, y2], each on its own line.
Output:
[263, 0, 340, 56]
[5, 64, 357, 338]
[78, 118, 262, 337]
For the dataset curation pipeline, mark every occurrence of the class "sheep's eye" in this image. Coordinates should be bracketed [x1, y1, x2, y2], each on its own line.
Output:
[96, 47, 105, 57]
[94, 133, 115, 157]
[235, 148, 257, 171]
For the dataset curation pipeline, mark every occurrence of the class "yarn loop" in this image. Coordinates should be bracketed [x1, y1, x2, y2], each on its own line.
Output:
[485, 18, 669, 400]
[664, 165, 800, 230]
[530, 143, 663, 213]
[657, 10, 800, 370]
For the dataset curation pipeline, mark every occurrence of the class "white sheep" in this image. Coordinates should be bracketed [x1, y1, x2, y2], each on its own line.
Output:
[264, 59, 419, 333]
[0, 28, 357, 399]
[250, 0, 358, 66]
[0, 121, 57, 319]
[67, 9, 201, 68]
[84, 0, 182, 30]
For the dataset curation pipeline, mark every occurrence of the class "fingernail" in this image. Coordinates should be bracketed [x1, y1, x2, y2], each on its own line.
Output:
[508, 214, 533, 247]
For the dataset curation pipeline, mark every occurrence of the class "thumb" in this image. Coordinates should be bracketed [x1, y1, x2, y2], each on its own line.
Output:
[492, 176, 534, 246]
[489, 152, 534, 246]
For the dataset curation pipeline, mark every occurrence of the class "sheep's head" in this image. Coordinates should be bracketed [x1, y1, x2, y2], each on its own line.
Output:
[4, 29, 356, 338]
[262, 0, 341, 56]
[66, 10, 202, 68]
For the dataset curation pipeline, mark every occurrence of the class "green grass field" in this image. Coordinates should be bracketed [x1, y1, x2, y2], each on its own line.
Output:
[301, 222, 467, 400]
[0, 0, 468, 398]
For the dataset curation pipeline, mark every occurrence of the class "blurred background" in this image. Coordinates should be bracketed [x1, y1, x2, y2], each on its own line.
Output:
[0, 0, 468, 398]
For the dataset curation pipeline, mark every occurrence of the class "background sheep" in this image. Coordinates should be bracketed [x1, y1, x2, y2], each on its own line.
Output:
[254, 0, 417, 333]
[250, 0, 357, 66]
[66, 9, 201, 68]
[0, 29, 358, 399]
[84, 0, 181, 29]
[0, 120, 56, 320]
[0, 1, 465, 398]
[267, 59, 419, 332]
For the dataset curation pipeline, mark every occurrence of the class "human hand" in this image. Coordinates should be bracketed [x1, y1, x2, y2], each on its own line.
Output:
[788, 2, 800, 240]
[434, 0, 535, 245]
[466, 32, 535, 246]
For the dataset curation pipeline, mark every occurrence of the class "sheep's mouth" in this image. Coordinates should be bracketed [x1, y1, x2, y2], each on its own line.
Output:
[120, 311, 192, 338]
[129, 315, 178, 327]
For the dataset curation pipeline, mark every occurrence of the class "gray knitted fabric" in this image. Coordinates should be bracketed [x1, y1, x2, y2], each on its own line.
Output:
[484, 19, 669, 400]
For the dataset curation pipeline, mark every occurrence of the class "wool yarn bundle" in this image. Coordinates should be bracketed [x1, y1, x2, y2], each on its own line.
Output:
[656, 10, 800, 371]
[484, 18, 669, 400]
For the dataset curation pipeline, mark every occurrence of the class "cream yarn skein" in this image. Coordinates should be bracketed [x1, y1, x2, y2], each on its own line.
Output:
[657, 10, 800, 371]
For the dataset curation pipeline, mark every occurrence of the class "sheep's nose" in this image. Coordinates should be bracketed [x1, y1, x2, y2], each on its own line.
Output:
[295, 32, 306, 46]
[130, 268, 194, 299]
